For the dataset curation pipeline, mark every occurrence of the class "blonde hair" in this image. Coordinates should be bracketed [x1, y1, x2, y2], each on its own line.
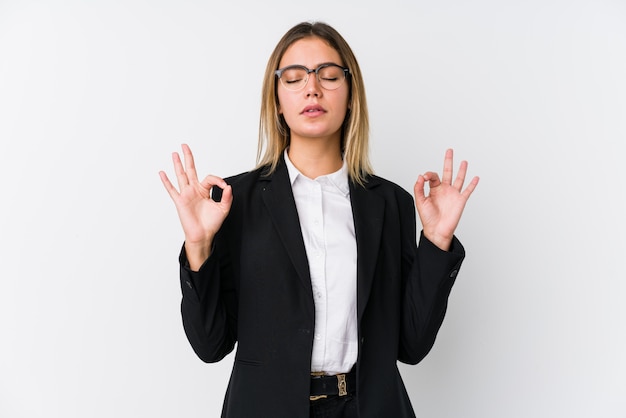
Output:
[257, 21, 373, 185]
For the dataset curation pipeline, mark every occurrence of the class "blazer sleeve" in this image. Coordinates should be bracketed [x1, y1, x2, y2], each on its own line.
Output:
[179, 236, 238, 363]
[397, 194, 465, 365]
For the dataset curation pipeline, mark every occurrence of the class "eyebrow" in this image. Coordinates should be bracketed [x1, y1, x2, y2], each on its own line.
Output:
[278, 61, 345, 70]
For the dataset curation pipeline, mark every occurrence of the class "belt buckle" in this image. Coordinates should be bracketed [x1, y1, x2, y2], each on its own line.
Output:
[337, 373, 347, 396]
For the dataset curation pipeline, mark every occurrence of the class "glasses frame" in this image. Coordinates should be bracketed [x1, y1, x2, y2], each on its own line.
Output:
[275, 63, 350, 91]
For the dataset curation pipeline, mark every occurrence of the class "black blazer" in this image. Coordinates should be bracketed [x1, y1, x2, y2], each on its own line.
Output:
[179, 157, 465, 418]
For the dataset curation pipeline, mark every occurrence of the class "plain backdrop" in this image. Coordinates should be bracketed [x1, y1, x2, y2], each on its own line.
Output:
[1, 0, 625, 417]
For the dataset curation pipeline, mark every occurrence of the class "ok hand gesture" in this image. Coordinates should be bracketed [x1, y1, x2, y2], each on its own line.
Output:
[159, 144, 233, 270]
[414, 149, 479, 251]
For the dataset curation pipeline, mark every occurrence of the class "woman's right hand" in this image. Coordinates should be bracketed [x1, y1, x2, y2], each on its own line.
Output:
[159, 144, 233, 270]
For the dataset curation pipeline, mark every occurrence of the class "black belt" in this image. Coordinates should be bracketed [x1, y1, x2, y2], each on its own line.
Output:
[310, 370, 356, 399]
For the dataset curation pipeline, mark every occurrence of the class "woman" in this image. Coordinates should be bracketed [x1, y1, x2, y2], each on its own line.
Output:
[160, 21, 478, 418]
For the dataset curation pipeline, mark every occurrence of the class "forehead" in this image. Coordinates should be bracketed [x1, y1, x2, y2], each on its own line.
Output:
[279, 37, 343, 68]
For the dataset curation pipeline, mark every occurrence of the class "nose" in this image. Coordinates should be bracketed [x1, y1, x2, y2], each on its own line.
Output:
[305, 73, 322, 97]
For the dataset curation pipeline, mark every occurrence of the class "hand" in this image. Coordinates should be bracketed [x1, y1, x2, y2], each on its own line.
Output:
[413, 149, 479, 251]
[159, 144, 233, 269]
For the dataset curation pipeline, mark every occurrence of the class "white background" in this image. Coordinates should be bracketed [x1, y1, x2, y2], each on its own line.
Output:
[1, 0, 625, 417]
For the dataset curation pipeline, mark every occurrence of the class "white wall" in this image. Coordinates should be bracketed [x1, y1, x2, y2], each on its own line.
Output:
[1, 1, 625, 417]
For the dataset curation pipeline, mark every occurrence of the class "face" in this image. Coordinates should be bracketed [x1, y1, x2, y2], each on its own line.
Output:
[277, 37, 350, 147]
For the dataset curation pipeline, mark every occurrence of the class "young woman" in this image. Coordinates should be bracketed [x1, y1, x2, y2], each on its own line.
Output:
[160, 21, 478, 418]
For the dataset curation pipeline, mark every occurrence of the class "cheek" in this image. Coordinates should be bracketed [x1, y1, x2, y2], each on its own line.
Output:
[332, 87, 350, 109]
[334, 92, 350, 117]
[342, 89, 350, 109]
[276, 90, 291, 115]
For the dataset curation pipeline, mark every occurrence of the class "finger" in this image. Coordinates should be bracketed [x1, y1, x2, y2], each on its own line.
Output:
[172, 151, 189, 191]
[159, 171, 180, 201]
[181, 144, 200, 184]
[461, 176, 480, 199]
[453, 160, 468, 191]
[413, 175, 427, 205]
[198, 175, 228, 199]
[200, 174, 228, 190]
[423, 171, 441, 188]
[441, 148, 454, 185]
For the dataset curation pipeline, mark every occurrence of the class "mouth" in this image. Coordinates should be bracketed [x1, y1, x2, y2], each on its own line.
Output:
[301, 105, 326, 115]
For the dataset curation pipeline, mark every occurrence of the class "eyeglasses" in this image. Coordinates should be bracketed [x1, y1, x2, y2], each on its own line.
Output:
[275, 63, 350, 91]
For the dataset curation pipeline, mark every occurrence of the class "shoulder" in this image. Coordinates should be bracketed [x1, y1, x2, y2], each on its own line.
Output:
[220, 164, 276, 195]
[351, 174, 416, 222]
[361, 174, 414, 204]
[224, 165, 268, 186]
[210, 165, 270, 202]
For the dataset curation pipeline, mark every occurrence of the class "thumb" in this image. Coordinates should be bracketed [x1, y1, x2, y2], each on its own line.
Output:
[220, 184, 233, 208]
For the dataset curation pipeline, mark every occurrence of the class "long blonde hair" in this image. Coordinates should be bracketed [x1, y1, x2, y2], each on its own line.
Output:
[257, 22, 373, 185]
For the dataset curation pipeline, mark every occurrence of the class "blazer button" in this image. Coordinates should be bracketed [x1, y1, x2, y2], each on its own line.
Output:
[450, 270, 458, 278]
[185, 280, 193, 289]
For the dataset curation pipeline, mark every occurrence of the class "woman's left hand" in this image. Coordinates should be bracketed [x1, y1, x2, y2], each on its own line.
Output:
[413, 149, 479, 251]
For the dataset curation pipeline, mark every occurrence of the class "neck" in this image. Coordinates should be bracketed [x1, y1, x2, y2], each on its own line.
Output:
[287, 137, 342, 179]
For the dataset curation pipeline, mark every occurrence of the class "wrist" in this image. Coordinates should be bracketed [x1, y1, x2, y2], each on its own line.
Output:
[423, 231, 452, 251]
[184, 240, 213, 271]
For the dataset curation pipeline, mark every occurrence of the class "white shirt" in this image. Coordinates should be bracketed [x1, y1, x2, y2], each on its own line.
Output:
[284, 151, 358, 375]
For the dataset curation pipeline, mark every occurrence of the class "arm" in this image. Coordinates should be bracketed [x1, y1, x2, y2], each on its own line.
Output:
[398, 225, 464, 364]
[179, 237, 238, 363]
[399, 149, 478, 363]
[160, 144, 237, 361]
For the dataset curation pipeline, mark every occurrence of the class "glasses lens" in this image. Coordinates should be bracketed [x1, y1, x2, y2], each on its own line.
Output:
[318, 65, 346, 90]
[278, 65, 347, 91]
[280, 67, 308, 91]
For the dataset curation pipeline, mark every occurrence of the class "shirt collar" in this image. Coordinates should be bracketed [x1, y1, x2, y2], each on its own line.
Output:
[284, 149, 350, 196]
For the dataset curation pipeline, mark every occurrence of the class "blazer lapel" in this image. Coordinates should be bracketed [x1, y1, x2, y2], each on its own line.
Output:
[350, 177, 385, 322]
[258, 161, 385, 323]
[259, 160, 314, 306]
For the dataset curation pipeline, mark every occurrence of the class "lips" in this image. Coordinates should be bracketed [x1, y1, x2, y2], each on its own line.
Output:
[300, 104, 326, 115]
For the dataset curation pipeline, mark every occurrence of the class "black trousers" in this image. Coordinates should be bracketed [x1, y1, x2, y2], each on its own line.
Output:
[309, 395, 358, 418]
